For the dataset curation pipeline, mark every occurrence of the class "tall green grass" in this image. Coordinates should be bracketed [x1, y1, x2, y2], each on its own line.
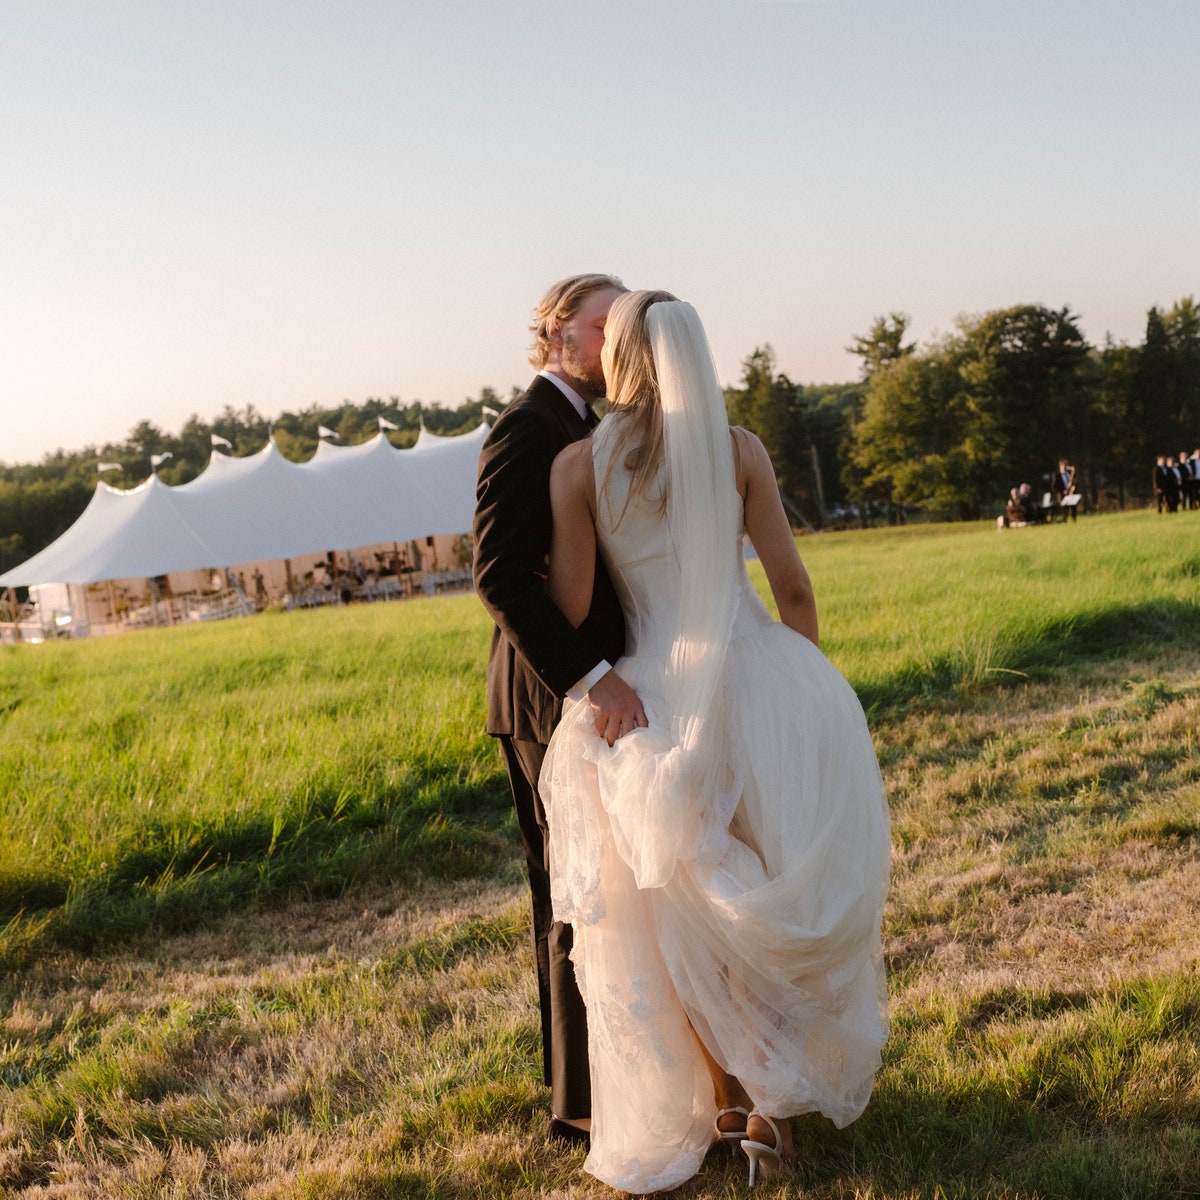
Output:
[0, 596, 510, 969]
[806, 511, 1200, 710]
[2, 510, 1197, 971]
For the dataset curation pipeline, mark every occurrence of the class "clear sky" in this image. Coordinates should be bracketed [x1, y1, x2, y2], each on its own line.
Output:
[3, 1, 1198, 465]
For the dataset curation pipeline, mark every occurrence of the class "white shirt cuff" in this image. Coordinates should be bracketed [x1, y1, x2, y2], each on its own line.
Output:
[567, 660, 612, 702]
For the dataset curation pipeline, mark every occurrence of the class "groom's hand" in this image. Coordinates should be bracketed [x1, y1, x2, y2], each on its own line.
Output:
[586, 670, 648, 746]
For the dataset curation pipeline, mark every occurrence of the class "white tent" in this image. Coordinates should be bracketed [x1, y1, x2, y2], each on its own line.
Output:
[0, 424, 488, 588]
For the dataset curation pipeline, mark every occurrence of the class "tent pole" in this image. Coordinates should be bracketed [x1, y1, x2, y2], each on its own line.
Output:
[284, 558, 294, 596]
[107, 579, 119, 628]
[164, 575, 175, 626]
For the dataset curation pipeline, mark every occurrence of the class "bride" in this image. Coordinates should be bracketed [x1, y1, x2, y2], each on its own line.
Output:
[539, 291, 891, 1193]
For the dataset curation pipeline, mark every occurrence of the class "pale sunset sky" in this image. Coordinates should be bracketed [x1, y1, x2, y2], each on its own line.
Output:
[3, 0, 1198, 465]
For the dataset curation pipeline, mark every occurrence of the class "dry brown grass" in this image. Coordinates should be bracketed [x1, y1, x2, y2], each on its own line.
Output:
[884, 660, 1200, 1002]
[2, 876, 547, 1198]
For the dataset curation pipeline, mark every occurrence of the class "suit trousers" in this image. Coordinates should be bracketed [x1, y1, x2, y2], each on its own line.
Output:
[500, 735, 591, 1119]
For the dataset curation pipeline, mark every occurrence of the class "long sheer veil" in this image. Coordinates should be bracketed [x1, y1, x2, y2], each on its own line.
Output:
[652, 301, 739, 773]
[588, 300, 743, 889]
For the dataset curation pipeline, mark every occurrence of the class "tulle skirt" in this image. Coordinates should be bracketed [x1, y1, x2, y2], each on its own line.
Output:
[541, 618, 891, 1193]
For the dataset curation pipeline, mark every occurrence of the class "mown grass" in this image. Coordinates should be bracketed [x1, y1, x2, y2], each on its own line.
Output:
[1, 508, 1198, 1198]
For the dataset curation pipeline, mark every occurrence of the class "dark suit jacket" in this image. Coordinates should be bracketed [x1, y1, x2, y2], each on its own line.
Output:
[1051, 467, 1076, 500]
[1163, 466, 1182, 500]
[473, 375, 625, 743]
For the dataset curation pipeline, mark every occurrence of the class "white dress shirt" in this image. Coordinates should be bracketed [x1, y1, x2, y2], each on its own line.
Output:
[538, 369, 589, 421]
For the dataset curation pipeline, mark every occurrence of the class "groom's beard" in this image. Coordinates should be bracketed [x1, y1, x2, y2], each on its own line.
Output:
[560, 337, 606, 398]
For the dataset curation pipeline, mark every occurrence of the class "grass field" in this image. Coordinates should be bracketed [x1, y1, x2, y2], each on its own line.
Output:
[1, 509, 1198, 1198]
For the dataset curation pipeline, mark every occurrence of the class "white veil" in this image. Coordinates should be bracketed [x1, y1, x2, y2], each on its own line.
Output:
[652, 301, 740, 764]
[590, 300, 743, 889]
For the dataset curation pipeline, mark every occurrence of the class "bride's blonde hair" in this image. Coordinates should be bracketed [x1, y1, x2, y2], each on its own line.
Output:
[600, 289, 678, 521]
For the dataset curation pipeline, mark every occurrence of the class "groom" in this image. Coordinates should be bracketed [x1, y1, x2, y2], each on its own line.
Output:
[473, 273, 645, 1143]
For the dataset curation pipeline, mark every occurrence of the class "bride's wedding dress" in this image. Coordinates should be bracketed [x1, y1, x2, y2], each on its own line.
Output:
[540, 310, 890, 1194]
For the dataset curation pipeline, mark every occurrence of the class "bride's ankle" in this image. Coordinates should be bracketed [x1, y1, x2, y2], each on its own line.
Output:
[747, 1113, 793, 1158]
[715, 1107, 748, 1134]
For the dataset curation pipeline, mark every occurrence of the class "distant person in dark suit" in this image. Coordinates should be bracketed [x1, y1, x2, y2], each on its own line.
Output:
[1154, 455, 1169, 512]
[1163, 456, 1182, 512]
[473, 273, 644, 1145]
[1178, 449, 1196, 510]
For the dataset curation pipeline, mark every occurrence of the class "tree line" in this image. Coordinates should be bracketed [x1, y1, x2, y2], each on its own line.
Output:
[723, 296, 1200, 527]
[4, 295, 1198, 575]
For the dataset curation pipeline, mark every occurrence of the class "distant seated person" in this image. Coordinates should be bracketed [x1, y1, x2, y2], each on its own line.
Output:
[1052, 458, 1080, 521]
[1004, 487, 1029, 528]
[1017, 482, 1042, 524]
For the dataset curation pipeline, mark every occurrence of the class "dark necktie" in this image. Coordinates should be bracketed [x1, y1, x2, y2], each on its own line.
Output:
[584, 404, 600, 430]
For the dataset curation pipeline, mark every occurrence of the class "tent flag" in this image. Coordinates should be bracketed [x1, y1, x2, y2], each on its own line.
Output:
[0, 422, 489, 589]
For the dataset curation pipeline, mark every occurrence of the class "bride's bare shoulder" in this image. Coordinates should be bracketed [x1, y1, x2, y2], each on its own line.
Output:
[729, 426, 767, 491]
[550, 439, 596, 497]
[729, 425, 765, 452]
[551, 438, 592, 473]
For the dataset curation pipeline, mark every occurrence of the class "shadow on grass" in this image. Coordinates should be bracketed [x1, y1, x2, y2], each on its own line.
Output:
[0, 765, 516, 973]
[858, 597, 1200, 715]
[795, 1089, 1197, 1200]
[786, 973, 1200, 1200]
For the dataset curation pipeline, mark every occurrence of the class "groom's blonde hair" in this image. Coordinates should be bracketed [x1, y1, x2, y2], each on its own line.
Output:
[528, 273, 626, 368]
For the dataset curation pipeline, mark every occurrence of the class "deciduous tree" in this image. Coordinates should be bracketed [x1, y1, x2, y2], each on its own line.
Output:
[847, 305, 1097, 519]
[847, 313, 915, 381]
[724, 346, 820, 526]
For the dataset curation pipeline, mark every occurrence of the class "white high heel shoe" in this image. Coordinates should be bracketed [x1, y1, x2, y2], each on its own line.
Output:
[713, 1105, 749, 1158]
[741, 1112, 786, 1187]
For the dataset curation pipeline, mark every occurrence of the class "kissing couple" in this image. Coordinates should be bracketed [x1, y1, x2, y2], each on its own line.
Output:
[474, 274, 890, 1192]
